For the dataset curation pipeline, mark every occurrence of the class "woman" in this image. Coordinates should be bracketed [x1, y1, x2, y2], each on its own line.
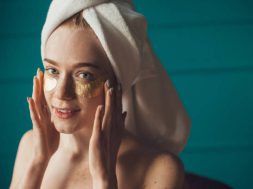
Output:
[10, 0, 191, 188]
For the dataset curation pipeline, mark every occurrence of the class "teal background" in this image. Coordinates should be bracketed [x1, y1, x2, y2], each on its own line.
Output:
[1, 0, 253, 188]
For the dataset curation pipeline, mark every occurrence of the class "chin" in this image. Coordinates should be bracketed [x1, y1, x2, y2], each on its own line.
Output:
[52, 117, 80, 132]
[53, 118, 91, 134]
[54, 123, 78, 133]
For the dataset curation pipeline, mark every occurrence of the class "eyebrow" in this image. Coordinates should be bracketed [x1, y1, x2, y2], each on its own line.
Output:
[43, 58, 101, 70]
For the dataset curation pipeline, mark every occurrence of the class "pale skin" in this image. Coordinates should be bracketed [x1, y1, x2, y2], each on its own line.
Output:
[9, 23, 185, 189]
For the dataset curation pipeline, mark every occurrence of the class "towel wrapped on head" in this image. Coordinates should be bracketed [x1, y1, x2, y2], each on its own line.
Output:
[41, 0, 191, 154]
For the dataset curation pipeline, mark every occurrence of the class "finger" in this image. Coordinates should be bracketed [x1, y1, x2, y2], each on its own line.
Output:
[32, 76, 36, 99]
[115, 82, 124, 133]
[115, 82, 123, 128]
[38, 68, 45, 100]
[33, 75, 44, 120]
[36, 69, 44, 116]
[116, 83, 123, 114]
[102, 80, 115, 131]
[35, 69, 49, 121]
[36, 68, 41, 97]
[91, 105, 104, 142]
[32, 76, 39, 116]
[123, 111, 127, 129]
[38, 69, 49, 117]
[27, 97, 41, 130]
[123, 111, 127, 123]
[32, 76, 39, 108]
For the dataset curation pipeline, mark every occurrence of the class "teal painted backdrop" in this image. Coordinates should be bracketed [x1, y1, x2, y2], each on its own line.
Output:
[1, 0, 253, 188]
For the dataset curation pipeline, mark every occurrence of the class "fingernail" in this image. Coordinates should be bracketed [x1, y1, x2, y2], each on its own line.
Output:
[37, 68, 40, 77]
[100, 105, 104, 112]
[27, 97, 30, 102]
[34, 76, 38, 83]
[106, 79, 112, 88]
[100, 105, 104, 119]
[39, 67, 42, 75]
[109, 88, 114, 95]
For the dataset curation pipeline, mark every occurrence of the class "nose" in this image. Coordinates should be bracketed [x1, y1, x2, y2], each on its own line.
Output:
[54, 75, 76, 100]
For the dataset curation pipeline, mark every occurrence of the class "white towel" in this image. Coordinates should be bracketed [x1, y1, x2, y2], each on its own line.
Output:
[41, 0, 191, 154]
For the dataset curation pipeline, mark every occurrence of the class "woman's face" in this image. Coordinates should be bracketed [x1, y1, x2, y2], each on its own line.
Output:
[43, 24, 114, 134]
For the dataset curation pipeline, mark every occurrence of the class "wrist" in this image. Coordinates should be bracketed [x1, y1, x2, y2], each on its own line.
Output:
[17, 156, 48, 188]
[92, 179, 109, 189]
[31, 154, 49, 168]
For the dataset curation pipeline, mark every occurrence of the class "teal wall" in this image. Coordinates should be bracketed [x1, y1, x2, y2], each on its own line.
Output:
[1, 0, 253, 188]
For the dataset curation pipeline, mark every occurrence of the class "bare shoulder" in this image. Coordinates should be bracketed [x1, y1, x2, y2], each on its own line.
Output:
[142, 151, 185, 189]
[9, 129, 34, 188]
[150, 152, 184, 174]
[119, 131, 185, 189]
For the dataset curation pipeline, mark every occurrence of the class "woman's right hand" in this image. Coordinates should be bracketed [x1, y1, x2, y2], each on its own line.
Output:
[27, 68, 59, 164]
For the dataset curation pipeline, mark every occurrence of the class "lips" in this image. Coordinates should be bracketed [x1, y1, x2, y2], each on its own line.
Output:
[53, 106, 80, 119]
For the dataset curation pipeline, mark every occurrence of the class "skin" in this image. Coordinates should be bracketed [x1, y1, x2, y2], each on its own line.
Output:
[9, 23, 185, 189]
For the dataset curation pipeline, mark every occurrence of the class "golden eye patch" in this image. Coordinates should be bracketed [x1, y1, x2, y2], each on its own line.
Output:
[75, 76, 106, 99]
[43, 72, 108, 99]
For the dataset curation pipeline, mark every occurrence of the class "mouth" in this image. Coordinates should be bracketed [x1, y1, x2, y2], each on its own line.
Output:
[53, 106, 80, 119]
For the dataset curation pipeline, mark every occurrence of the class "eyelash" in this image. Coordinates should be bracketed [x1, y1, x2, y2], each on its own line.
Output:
[45, 68, 95, 81]
[78, 72, 94, 80]
[45, 68, 59, 75]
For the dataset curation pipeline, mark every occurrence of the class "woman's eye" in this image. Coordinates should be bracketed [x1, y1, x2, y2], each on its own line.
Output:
[45, 68, 58, 75]
[78, 72, 94, 80]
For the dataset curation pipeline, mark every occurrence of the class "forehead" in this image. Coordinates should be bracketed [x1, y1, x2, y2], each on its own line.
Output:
[44, 25, 112, 73]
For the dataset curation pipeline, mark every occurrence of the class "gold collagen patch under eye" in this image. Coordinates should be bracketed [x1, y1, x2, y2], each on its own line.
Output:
[44, 74, 58, 91]
[75, 77, 106, 99]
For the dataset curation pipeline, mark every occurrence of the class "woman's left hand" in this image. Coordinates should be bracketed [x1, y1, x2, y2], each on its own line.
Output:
[88, 79, 127, 189]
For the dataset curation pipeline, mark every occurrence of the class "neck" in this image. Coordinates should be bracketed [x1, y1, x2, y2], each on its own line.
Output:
[57, 128, 92, 161]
